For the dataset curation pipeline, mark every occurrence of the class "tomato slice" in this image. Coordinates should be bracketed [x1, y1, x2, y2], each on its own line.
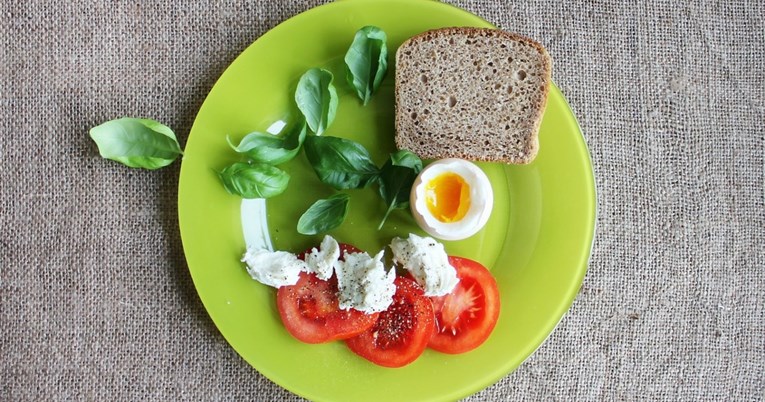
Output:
[276, 244, 379, 344]
[428, 256, 500, 354]
[345, 277, 435, 367]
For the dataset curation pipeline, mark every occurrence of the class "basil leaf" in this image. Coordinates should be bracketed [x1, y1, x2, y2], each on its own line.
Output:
[227, 120, 307, 165]
[344, 26, 388, 105]
[89, 117, 182, 169]
[389, 149, 423, 171]
[297, 193, 350, 235]
[218, 162, 289, 199]
[377, 150, 423, 229]
[304, 135, 380, 190]
[295, 68, 338, 135]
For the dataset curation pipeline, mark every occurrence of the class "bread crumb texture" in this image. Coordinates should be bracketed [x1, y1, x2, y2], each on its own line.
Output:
[395, 27, 551, 164]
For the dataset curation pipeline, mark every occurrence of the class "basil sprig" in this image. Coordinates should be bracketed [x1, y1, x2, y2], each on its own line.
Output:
[218, 162, 289, 199]
[297, 193, 350, 235]
[344, 26, 388, 105]
[227, 120, 307, 165]
[89, 117, 182, 169]
[377, 150, 423, 229]
[295, 68, 338, 135]
[304, 135, 380, 190]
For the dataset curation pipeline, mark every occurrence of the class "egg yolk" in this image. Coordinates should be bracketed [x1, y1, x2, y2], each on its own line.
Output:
[425, 173, 471, 223]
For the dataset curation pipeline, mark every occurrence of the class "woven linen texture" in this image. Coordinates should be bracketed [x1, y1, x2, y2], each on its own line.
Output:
[1, 0, 762, 400]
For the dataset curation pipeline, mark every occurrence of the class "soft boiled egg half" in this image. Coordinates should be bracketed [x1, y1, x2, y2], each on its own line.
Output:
[410, 158, 494, 241]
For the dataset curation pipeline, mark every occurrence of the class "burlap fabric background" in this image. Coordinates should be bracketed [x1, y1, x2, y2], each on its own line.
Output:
[1, 0, 763, 400]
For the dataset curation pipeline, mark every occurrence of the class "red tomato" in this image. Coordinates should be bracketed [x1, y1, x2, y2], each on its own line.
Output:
[428, 256, 500, 354]
[345, 277, 435, 368]
[276, 243, 379, 344]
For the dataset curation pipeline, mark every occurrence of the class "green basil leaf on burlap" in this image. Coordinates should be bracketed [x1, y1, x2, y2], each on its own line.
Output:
[89, 117, 182, 169]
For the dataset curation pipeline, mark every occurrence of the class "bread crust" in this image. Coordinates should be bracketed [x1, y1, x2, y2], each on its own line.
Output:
[394, 27, 551, 164]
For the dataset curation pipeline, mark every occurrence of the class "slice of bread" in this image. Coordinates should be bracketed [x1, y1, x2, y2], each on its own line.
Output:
[394, 27, 552, 164]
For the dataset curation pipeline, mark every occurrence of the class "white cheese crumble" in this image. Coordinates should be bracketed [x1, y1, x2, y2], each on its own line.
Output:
[242, 235, 459, 314]
[389, 233, 459, 297]
[335, 250, 396, 314]
[304, 235, 340, 281]
[241, 247, 307, 288]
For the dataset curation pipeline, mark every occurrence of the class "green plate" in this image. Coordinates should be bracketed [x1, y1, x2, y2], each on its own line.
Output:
[178, 1, 596, 401]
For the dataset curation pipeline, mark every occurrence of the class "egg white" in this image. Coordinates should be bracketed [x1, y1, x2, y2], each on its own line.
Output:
[410, 158, 494, 241]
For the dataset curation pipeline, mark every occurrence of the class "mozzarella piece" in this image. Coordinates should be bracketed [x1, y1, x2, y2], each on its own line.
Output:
[390, 233, 459, 296]
[335, 250, 396, 314]
[304, 235, 340, 280]
[241, 247, 308, 288]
